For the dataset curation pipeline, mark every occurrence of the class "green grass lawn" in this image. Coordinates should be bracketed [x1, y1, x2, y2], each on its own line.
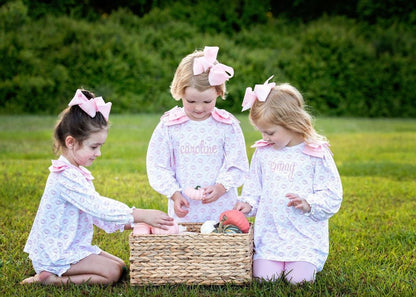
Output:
[0, 115, 415, 296]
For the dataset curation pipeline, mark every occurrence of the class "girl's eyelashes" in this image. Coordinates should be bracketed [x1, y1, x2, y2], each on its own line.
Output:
[186, 100, 213, 104]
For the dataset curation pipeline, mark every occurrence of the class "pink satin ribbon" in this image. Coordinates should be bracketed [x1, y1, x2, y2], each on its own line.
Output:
[193, 46, 234, 86]
[241, 76, 276, 111]
[68, 89, 112, 121]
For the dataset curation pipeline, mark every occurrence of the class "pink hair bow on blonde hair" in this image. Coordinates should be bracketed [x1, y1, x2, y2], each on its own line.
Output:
[241, 76, 276, 111]
[193, 46, 234, 86]
[68, 89, 112, 121]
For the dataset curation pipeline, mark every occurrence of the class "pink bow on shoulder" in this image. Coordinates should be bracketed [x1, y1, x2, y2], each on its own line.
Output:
[49, 159, 94, 180]
[68, 89, 112, 121]
[193, 46, 234, 86]
[162, 106, 190, 126]
[242, 76, 276, 111]
[303, 142, 331, 158]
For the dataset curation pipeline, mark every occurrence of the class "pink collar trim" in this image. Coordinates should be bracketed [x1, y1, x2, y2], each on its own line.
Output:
[251, 139, 273, 148]
[211, 108, 234, 124]
[162, 107, 235, 126]
[161, 106, 189, 126]
[49, 157, 94, 181]
[251, 140, 330, 158]
[302, 142, 330, 158]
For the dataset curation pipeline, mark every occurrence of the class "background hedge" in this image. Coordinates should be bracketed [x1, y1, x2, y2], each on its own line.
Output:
[1, 0, 415, 117]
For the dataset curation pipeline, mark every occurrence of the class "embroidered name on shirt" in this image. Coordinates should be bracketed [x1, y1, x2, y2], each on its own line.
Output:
[270, 161, 295, 180]
[180, 140, 218, 155]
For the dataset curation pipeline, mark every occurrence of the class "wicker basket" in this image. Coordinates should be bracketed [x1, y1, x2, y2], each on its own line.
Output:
[129, 222, 254, 285]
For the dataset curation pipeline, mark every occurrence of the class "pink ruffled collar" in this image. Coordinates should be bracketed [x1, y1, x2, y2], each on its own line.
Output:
[251, 140, 330, 158]
[161, 106, 234, 126]
[302, 142, 331, 158]
[49, 157, 94, 181]
[161, 106, 189, 126]
[251, 139, 273, 148]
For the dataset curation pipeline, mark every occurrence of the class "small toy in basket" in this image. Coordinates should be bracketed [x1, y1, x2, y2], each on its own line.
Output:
[129, 211, 254, 285]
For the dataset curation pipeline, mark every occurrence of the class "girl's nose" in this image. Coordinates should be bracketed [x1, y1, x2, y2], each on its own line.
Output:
[194, 104, 203, 112]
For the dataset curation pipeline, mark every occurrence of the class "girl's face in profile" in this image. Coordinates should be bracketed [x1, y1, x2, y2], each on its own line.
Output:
[65, 129, 108, 167]
[255, 120, 303, 150]
[182, 87, 218, 121]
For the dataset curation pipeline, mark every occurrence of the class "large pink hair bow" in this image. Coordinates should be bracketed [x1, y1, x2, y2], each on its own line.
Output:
[193, 46, 234, 86]
[68, 89, 112, 121]
[241, 76, 276, 111]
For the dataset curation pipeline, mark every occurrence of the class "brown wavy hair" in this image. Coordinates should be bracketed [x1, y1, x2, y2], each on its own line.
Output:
[53, 89, 108, 154]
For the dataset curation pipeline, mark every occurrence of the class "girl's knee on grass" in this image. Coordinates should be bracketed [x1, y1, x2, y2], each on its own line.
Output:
[64, 253, 124, 284]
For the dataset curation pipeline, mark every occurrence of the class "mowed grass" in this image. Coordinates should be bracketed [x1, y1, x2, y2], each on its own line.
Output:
[0, 115, 415, 296]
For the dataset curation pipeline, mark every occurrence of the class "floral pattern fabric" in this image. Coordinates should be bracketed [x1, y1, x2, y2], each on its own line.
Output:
[240, 142, 342, 271]
[24, 156, 134, 276]
[146, 107, 249, 222]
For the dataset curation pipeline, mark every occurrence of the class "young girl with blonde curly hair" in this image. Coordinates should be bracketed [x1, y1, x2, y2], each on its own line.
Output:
[235, 77, 343, 284]
[147, 46, 249, 222]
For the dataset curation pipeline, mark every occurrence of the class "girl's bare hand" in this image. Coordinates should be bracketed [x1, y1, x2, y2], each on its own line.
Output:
[133, 209, 174, 230]
[286, 193, 311, 214]
[233, 201, 252, 214]
[171, 191, 189, 218]
[202, 184, 226, 204]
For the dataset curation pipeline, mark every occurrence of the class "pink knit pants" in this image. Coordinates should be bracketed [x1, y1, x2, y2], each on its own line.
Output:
[253, 259, 317, 284]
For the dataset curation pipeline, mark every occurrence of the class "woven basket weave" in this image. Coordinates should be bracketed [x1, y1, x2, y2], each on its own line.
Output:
[129, 222, 253, 285]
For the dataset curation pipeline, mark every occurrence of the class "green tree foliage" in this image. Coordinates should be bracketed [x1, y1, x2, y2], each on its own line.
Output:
[0, 0, 415, 117]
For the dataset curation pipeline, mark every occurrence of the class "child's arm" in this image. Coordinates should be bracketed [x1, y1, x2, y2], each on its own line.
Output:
[238, 149, 262, 217]
[146, 122, 181, 199]
[59, 168, 172, 232]
[302, 149, 343, 221]
[215, 122, 249, 194]
[130, 208, 174, 230]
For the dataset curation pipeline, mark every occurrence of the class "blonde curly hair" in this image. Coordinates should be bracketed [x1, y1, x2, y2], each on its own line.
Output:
[249, 83, 327, 145]
[170, 49, 227, 100]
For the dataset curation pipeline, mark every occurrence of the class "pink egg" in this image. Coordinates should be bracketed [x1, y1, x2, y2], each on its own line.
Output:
[151, 221, 179, 235]
[132, 223, 151, 235]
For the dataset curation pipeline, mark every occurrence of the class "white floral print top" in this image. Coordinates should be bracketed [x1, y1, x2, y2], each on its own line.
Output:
[24, 156, 134, 273]
[240, 141, 342, 271]
[146, 106, 249, 222]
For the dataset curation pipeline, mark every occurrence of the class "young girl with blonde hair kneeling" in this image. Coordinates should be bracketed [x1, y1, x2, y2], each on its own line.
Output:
[235, 77, 343, 284]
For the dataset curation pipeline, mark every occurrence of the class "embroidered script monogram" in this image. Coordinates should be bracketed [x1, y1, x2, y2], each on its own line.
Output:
[270, 161, 295, 180]
[180, 140, 218, 155]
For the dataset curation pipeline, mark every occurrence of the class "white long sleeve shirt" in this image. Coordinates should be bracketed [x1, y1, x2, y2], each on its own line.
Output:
[146, 106, 249, 222]
[240, 141, 342, 271]
[24, 156, 134, 275]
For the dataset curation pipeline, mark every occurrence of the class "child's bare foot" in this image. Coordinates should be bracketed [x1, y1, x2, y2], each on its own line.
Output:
[20, 274, 40, 284]
[38, 271, 55, 284]
[20, 271, 55, 285]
